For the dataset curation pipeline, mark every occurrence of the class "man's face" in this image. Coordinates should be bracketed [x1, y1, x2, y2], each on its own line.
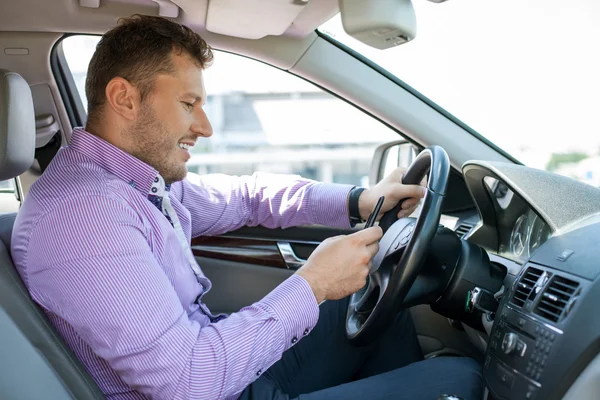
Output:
[125, 52, 213, 184]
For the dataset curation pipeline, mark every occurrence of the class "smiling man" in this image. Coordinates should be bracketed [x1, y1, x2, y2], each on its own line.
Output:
[11, 15, 482, 400]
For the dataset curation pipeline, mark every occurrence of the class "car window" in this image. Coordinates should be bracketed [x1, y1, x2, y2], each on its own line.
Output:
[0, 180, 14, 191]
[61, 36, 401, 187]
[0, 179, 19, 212]
[320, 0, 600, 186]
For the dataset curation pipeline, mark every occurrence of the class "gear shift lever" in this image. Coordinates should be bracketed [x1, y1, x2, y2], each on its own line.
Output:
[437, 395, 464, 400]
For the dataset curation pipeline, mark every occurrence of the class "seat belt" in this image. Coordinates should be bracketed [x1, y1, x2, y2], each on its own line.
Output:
[34, 114, 62, 173]
[35, 133, 61, 173]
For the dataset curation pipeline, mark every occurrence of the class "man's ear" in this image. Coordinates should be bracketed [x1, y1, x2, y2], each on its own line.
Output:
[104, 77, 141, 121]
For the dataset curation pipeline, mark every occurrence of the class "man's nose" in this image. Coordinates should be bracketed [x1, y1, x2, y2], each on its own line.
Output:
[191, 108, 213, 138]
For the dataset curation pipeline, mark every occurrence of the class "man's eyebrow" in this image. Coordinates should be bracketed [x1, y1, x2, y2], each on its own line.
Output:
[181, 92, 204, 103]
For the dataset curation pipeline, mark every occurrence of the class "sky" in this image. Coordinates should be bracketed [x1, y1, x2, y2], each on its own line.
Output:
[63, 0, 600, 171]
[321, 0, 600, 169]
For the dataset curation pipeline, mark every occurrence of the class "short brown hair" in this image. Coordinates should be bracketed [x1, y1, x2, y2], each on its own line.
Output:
[85, 14, 213, 128]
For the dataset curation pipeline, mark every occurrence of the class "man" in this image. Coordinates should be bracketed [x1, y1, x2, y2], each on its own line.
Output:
[11, 15, 483, 400]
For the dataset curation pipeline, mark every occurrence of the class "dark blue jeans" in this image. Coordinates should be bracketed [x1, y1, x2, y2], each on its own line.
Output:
[239, 297, 484, 400]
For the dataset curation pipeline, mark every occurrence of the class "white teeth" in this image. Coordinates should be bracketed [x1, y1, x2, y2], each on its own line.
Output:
[178, 143, 191, 150]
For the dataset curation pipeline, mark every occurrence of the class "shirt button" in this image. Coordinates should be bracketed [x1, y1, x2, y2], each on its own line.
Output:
[256, 369, 262, 376]
[303, 328, 310, 336]
[291, 336, 298, 344]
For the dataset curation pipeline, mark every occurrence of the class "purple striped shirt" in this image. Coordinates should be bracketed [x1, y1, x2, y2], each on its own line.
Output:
[11, 128, 354, 399]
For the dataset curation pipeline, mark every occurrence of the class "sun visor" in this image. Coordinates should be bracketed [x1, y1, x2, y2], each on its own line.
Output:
[206, 0, 309, 39]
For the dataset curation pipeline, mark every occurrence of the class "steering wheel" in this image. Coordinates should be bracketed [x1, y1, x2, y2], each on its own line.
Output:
[346, 146, 450, 346]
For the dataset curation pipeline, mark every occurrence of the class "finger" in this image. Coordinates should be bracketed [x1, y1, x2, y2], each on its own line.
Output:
[401, 198, 419, 210]
[366, 241, 380, 258]
[352, 226, 383, 244]
[396, 198, 419, 218]
[399, 184, 427, 200]
[398, 205, 418, 218]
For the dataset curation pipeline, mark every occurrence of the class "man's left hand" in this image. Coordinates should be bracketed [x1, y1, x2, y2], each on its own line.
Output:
[358, 167, 427, 222]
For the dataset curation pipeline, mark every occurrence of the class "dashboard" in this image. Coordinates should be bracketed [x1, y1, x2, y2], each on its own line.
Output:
[459, 161, 600, 400]
[483, 177, 553, 263]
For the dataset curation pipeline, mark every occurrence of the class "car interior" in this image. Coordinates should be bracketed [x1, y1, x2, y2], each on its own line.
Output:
[1, 0, 600, 399]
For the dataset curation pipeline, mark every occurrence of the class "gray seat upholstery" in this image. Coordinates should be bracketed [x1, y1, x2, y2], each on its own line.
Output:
[0, 70, 105, 399]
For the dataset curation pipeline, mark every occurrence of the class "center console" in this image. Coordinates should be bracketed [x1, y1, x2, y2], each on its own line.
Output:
[484, 264, 584, 400]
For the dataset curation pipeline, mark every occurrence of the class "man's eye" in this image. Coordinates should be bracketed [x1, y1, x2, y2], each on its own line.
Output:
[182, 102, 194, 111]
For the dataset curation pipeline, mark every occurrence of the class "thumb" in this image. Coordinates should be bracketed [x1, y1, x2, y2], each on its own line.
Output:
[351, 226, 383, 244]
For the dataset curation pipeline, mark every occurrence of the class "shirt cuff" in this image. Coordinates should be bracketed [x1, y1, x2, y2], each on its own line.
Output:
[259, 274, 320, 351]
[307, 183, 354, 228]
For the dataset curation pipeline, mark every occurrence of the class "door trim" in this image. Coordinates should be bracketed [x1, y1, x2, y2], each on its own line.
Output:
[191, 236, 287, 269]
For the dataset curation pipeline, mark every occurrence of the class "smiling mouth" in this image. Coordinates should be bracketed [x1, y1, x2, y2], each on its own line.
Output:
[178, 143, 192, 151]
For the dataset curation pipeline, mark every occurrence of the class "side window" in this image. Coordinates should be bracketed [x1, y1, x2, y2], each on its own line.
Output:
[62, 36, 401, 187]
[0, 180, 13, 191]
[0, 179, 19, 212]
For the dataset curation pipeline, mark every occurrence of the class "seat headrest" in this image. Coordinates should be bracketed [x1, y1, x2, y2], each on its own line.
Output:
[0, 70, 35, 181]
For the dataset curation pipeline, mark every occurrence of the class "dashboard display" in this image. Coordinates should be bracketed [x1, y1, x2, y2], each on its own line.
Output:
[510, 214, 530, 258]
[485, 177, 553, 262]
[529, 215, 553, 254]
[507, 210, 552, 260]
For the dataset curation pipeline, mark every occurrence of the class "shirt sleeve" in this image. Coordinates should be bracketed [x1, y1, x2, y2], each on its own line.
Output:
[24, 195, 320, 399]
[178, 172, 354, 237]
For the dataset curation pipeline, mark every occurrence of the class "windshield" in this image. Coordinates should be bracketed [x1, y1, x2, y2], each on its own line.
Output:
[320, 0, 600, 186]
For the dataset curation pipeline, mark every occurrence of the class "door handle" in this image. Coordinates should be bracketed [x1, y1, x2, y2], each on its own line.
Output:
[276, 242, 306, 270]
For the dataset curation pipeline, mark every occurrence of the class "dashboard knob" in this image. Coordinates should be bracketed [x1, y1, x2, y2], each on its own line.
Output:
[502, 332, 519, 355]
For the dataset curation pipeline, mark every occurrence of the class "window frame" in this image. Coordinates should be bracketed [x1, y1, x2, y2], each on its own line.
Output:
[0, 178, 22, 211]
[51, 34, 89, 128]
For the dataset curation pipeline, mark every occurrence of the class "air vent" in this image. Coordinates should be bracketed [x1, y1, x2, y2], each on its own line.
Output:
[511, 267, 543, 308]
[455, 223, 473, 239]
[533, 276, 580, 323]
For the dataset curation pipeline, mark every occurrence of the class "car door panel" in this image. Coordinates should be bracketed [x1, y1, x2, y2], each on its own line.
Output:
[194, 225, 358, 314]
[198, 257, 294, 314]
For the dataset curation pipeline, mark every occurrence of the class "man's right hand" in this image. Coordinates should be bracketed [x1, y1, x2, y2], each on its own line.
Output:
[296, 227, 383, 304]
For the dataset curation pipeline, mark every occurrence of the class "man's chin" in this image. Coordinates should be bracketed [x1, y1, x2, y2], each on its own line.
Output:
[162, 166, 188, 185]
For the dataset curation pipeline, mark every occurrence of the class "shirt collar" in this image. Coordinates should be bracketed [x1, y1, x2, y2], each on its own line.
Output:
[69, 127, 160, 196]
[149, 174, 171, 198]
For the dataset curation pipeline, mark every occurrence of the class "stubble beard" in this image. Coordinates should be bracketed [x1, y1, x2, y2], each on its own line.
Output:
[125, 103, 188, 184]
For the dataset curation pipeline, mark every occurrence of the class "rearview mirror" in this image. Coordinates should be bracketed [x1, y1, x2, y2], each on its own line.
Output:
[339, 0, 417, 50]
[369, 140, 418, 186]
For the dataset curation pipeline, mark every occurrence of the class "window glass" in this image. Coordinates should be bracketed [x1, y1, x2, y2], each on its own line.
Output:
[0, 179, 19, 213]
[320, 0, 600, 186]
[62, 36, 401, 187]
[0, 180, 14, 191]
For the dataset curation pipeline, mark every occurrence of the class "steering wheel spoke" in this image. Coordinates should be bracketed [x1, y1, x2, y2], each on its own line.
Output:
[353, 277, 379, 314]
